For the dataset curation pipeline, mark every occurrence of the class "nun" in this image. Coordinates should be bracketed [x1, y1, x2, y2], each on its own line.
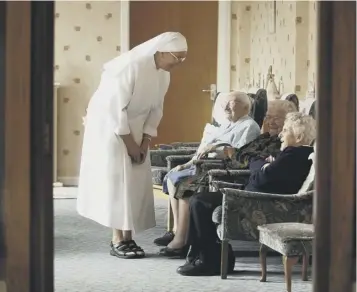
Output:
[77, 32, 188, 259]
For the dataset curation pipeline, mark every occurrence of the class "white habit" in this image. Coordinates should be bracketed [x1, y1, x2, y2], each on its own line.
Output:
[77, 32, 187, 233]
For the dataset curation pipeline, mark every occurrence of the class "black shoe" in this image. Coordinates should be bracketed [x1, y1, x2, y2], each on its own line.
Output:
[153, 231, 175, 246]
[177, 258, 219, 276]
[158, 245, 188, 258]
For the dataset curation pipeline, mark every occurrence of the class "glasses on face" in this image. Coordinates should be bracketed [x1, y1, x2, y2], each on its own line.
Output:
[169, 52, 186, 63]
[265, 115, 284, 122]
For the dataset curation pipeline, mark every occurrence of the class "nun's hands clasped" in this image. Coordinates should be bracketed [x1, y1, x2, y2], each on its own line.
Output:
[139, 135, 151, 164]
[121, 134, 142, 163]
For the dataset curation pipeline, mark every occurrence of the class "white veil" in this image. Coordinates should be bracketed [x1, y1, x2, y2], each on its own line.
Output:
[103, 32, 187, 75]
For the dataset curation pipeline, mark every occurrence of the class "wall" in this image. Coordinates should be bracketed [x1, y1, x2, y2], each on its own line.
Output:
[230, 1, 317, 98]
[54, 1, 121, 182]
[54, 1, 317, 181]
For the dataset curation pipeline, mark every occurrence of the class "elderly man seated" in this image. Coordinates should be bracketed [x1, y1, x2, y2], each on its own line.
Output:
[226, 99, 298, 168]
[177, 112, 316, 276]
[154, 91, 261, 255]
[154, 99, 297, 252]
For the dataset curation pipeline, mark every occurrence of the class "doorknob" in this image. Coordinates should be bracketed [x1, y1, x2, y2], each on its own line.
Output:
[202, 84, 217, 101]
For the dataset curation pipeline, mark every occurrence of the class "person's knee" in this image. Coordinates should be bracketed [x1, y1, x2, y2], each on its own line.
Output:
[188, 193, 205, 210]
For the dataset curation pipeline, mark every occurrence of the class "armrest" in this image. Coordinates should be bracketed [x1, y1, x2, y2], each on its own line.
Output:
[193, 159, 228, 175]
[171, 142, 200, 149]
[218, 188, 314, 241]
[150, 149, 196, 167]
[221, 188, 314, 201]
[193, 158, 226, 166]
[208, 169, 251, 185]
[166, 155, 194, 170]
[210, 180, 244, 190]
[155, 144, 174, 150]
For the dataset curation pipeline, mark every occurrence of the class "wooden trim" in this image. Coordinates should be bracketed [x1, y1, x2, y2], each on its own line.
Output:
[0, 0, 6, 266]
[314, 2, 356, 292]
[4, 2, 32, 291]
[30, 2, 54, 292]
[3, 2, 54, 291]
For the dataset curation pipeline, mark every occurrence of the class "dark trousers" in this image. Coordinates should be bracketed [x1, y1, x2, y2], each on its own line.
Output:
[187, 191, 223, 250]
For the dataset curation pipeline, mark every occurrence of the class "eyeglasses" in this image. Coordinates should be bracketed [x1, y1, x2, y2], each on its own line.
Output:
[169, 52, 186, 63]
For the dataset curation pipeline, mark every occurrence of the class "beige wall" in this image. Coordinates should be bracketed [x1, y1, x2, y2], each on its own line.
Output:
[54, 1, 121, 181]
[54, 1, 317, 181]
[230, 1, 317, 97]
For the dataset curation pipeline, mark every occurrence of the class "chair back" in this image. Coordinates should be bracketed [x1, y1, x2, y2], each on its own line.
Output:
[248, 88, 268, 128]
[281, 93, 299, 111]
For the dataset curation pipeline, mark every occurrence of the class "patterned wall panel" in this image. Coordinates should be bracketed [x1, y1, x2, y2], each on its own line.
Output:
[295, 1, 310, 97]
[55, 1, 121, 179]
[236, 2, 252, 90]
[230, 1, 252, 91]
[230, 0, 317, 98]
[230, 1, 239, 90]
[308, 1, 317, 89]
[250, 1, 297, 92]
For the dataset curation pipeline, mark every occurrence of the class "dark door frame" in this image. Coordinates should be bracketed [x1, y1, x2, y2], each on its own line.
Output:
[0, 1, 355, 292]
[2, 2, 54, 292]
[314, 2, 356, 292]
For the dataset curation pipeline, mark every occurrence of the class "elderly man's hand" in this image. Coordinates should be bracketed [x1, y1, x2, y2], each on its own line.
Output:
[223, 146, 236, 159]
[197, 144, 216, 160]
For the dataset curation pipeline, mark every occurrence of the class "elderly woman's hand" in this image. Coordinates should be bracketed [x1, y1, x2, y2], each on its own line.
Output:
[265, 155, 275, 163]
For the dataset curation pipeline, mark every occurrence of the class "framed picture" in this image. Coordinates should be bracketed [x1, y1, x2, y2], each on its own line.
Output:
[268, 0, 276, 34]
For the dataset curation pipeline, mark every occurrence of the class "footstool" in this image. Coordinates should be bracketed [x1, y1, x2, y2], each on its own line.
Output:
[258, 223, 314, 292]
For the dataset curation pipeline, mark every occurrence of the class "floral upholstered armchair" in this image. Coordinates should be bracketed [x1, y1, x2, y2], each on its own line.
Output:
[150, 149, 196, 185]
[210, 150, 316, 279]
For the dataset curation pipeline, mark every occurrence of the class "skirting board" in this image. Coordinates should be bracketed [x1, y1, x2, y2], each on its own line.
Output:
[57, 176, 79, 186]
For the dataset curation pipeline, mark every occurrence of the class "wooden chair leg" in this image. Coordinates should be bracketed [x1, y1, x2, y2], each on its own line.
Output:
[259, 244, 268, 282]
[167, 198, 174, 231]
[302, 252, 309, 281]
[220, 240, 229, 279]
[283, 256, 299, 292]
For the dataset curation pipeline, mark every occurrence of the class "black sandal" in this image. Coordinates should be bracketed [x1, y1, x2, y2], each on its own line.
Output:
[126, 240, 145, 258]
[110, 241, 137, 259]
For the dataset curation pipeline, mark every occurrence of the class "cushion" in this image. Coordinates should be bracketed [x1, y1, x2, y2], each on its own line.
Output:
[212, 205, 222, 224]
[298, 152, 315, 193]
[258, 223, 314, 256]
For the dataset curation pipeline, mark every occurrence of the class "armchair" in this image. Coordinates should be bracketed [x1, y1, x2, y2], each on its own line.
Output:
[216, 184, 313, 279]
[150, 148, 196, 186]
[209, 149, 315, 279]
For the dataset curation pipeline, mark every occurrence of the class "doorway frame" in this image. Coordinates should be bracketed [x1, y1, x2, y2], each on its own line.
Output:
[120, 0, 231, 93]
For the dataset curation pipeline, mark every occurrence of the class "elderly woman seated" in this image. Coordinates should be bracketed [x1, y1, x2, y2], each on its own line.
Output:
[154, 91, 261, 254]
[176, 112, 316, 276]
[154, 99, 297, 251]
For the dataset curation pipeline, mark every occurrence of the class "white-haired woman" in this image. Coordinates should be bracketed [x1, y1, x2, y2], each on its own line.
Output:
[244, 111, 316, 193]
[177, 112, 316, 277]
[155, 91, 261, 255]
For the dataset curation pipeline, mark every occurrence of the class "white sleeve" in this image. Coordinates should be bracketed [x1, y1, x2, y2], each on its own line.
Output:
[143, 74, 169, 137]
[143, 98, 164, 137]
[113, 64, 135, 136]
